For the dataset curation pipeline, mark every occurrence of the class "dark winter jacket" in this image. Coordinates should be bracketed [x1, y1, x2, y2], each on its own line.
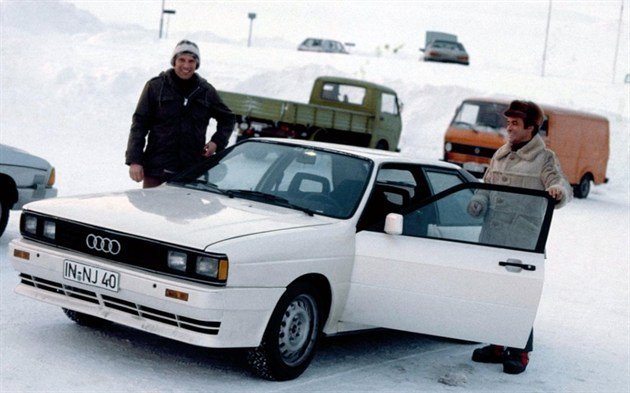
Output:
[125, 69, 235, 176]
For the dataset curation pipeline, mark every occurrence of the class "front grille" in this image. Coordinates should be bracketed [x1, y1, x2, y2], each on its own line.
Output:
[450, 143, 496, 158]
[19, 213, 226, 286]
[19, 274, 220, 335]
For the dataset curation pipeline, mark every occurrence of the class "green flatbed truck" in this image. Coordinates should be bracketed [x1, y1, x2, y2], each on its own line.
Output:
[218, 76, 402, 151]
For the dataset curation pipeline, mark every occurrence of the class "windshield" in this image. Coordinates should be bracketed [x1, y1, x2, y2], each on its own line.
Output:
[169, 141, 372, 218]
[451, 101, 508, 134]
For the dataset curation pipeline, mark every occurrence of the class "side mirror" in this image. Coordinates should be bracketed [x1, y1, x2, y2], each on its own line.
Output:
[419, 47, 425, 52]
[384, 213, 403, 235]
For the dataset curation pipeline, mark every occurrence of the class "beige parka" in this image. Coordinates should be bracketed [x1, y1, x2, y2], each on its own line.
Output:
[469, 134, 572, 249]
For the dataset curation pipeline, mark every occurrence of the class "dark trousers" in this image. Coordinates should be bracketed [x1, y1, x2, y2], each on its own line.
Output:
[142, 169, 175, 189]
[143, 175, 164, 189]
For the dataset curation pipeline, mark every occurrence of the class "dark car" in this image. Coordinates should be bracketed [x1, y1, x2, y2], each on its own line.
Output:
[421, 40, 469, 65]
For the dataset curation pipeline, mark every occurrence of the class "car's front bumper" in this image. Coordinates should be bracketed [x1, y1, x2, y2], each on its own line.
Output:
[9, 238, 283, 348]
[15, 186, 57, 210]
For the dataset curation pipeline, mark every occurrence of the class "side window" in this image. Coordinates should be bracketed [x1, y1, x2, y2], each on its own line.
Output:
[312, 39, 321, 47]
[424, 169, 465, 194]
[358, 165, 426, 232]
[402, 184, 552, 253]
[381, 93, 399, 115]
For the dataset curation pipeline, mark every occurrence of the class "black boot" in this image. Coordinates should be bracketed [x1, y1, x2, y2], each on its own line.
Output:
[503, 349, 529, 374]
[472, 344, 505, 363]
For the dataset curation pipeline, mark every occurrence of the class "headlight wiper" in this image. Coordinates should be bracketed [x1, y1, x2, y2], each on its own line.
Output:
[226, 189, 315, 216]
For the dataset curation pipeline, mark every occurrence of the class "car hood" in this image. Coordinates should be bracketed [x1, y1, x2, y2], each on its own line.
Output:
[0, 144, 51, 169]
[24, 185, 333, 250]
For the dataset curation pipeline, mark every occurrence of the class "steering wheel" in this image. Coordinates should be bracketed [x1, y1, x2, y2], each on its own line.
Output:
[302, 193, 343, 214]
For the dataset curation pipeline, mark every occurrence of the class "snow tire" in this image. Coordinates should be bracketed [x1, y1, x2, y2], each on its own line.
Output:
[246, 282, 322, 381]
[0, 199, 9, 237]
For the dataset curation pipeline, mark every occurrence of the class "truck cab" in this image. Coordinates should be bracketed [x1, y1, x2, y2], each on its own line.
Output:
[305, 77, 402, 150]
[220, 76, 403, 151]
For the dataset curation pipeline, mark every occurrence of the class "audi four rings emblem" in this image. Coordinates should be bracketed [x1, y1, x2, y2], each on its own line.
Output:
[86, 234, 121, 255]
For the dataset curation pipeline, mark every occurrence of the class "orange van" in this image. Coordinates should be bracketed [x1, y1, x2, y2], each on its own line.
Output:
[443, 98, 609, 198]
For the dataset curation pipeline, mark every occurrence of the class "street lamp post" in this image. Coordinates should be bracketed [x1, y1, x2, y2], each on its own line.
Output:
[159, 0, 176, 39]
[247, 12, 257, 47]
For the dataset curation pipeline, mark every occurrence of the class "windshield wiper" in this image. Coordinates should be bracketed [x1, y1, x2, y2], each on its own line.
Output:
[170, 180, 231, 196]
[226, 189, 315, 216]
[452, 120, 479, 132]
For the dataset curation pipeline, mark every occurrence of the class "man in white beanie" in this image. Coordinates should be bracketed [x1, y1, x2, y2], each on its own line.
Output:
[126, 39, 235, 188]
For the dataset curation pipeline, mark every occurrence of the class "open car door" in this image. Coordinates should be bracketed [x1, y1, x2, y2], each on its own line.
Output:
[343, 183, 555, 348]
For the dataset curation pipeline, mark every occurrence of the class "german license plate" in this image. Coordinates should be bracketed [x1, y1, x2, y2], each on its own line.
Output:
[63, 260, 119, 292]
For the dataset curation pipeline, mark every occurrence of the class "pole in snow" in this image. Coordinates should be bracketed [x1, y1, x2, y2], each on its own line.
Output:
[541, 0, 552, 77]
[159, 1, 176, 39]
[248, 12, 257, 47]
[611, 0, 624, 84]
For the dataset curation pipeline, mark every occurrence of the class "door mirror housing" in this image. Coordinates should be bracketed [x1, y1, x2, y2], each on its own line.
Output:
[384, 213, 403, 235]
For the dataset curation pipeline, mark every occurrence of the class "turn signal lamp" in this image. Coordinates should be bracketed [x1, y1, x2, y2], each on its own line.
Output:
[165, 288, 189, 301]
[13, 249, 30, 260]
[47, 167, 56, 187]
[218, 259, 229, 281]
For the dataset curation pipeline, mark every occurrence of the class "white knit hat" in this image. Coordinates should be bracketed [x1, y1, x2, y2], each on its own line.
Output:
[171, 40, 200, 69]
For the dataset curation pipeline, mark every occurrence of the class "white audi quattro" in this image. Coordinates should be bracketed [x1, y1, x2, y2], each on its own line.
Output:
[9, 139, 555, 380]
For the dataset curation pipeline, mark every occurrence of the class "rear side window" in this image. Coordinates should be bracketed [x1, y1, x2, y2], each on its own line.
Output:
[321, 83, 366, 105]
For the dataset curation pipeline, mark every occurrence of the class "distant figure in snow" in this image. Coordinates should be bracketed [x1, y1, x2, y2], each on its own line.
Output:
[467, 100, 572, 374]
[125, 39, 235, 188]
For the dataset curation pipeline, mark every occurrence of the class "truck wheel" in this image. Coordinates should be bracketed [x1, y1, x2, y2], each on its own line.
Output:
[62, 308, 110, 328]
[246, 283, 321, 381]
[0, 199, 9, 237]
[375, 140, 389, 150]
[573, 175, 591, 199]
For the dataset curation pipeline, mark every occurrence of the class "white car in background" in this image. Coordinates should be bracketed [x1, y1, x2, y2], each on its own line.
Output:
[9, 139, 555, 380]
[0, 144, 57, 236]
[298, 38, 350, 54]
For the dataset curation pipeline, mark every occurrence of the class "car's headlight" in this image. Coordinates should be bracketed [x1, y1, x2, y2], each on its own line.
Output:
[24, 215, 38, 235]
[167, 250, 187, 272]
[196, 255, 219, 277]
[43, 220, 56, 240]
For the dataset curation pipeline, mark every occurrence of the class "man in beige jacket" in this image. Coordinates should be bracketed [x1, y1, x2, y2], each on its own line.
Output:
[468, 100, 572, 374]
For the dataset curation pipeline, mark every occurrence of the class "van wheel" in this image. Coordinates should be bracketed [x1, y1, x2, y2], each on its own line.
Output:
[246, 283, 321, 381]
[62, 308, 110, 328]
[573, 175, 591, 199]
[375, 140, 389, 150]
[0, 199, 9, 237]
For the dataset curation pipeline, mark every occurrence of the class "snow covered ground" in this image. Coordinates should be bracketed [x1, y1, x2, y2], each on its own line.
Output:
[1, 1, 629, 391]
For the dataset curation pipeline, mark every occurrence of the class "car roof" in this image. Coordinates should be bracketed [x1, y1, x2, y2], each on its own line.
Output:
[463, 98, 608, 121]
[252, 138, 460, 169]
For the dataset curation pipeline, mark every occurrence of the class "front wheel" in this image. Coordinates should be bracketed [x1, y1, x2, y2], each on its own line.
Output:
[247, 283, 321, 381]
[0, 199, 9, 237]
[573, 175, 591, 199]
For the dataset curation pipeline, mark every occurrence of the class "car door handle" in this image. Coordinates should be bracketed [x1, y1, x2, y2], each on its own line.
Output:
[499, 259, 536, 271]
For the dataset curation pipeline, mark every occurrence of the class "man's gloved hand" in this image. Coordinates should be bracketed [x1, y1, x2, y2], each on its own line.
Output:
[467, 200, 483, 217]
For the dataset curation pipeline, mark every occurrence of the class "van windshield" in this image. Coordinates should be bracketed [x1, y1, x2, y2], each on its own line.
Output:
[451, 101, 508, 134]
